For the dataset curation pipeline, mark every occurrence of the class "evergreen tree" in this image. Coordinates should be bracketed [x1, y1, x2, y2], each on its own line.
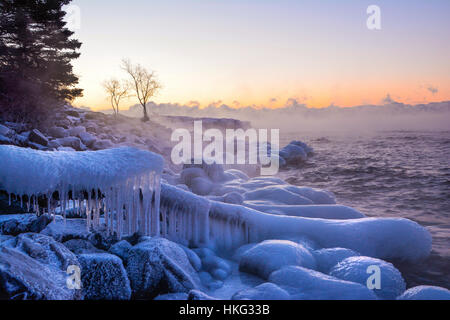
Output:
[0, 0, 82, 109]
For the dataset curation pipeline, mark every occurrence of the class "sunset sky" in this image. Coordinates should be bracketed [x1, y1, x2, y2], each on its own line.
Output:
[69, 0, 450, 111]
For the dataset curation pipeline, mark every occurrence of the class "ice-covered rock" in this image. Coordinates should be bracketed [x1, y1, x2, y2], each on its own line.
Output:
[188, 289, 218, 300]
[0, 214, 52, 236]
[64, 239, 105, 255]
[0, 233, 82, 300]
[397, 286, 450, 300]
[126, 238, 200, 299]
[0, 124, 12, 137]
[28, 129, 48, 146]
[314, 248, 360, 273]
[198, 271, 223, 290]
[0, 246, 80, 300]
[154, 293, 188, 300]
[239, 240, 316, 279]
[280, 143, 307, 163]
[78, 253, 131, 300]
[269, 266, 377, 300]
[48, 127, 68, 139]
[54, 136, 85, 151]
[180, 246, 202, 272]
[190, 177, 214, 196]
[78, 131, 96, 148]
[329, 256, 406, 300]
[201, 254, 231, 278]
[68, 126, 86, 137]
[92, 139, 114, 150]
[223, 192, 244, 205]
[41, 217, 91, 242]
[209, 200, 432, 262]
[232, 283, 290, 300]
[0, 146, 164, 238]
[108, 240, 133, 261]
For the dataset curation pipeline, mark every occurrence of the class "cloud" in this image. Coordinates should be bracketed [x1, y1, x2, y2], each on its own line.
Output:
[427, 86, 438, 95]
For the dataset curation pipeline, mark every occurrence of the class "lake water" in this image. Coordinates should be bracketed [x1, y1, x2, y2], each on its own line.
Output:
[278, 131, 450, 289]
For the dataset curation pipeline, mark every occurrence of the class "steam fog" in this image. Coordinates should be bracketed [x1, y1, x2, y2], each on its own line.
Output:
[118, 100, 450, 132]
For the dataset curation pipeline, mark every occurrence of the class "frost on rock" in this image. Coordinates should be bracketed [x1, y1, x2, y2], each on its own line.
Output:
[0, 146, 164, 238]
[126, 237, 200, 299]
[78, 253, 131, 300]
[232, 283, 291, 300]
[0, 233, 82, 300]
[239, 240, 316, 279]
[329, 256, 406, 300]
[396, 286, 450, 300]
[269, 266, 377, 300]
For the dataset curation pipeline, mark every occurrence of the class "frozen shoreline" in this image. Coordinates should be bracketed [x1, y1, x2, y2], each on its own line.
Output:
[0, 106, 449, 300]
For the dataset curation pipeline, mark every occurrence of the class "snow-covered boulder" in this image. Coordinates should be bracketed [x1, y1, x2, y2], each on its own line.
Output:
[280, 143, 307, 163]
[108, 240, 133, 261]
[397, 286, 450, 300]
[92, 139, 114, 150]
[223, 192, 244, 205]
[78, 131, 96, 148]
[0, 214, 52, 236]
[198, 271, 223, 290]
[48, 127, 68, 139]
[269, 266, 377, 300]
[0, 246, 80, 300]
[329, 256, 406, 300]
[28, 129, 48, 146]
[54, 136, 85, 151]
[154, 293, 188, 300]
[239, 240, 316, 279]
[180, 246, 202, 272]
[78, 253, 131, 300]
[188, 290, 218, 300]
[63, 239, 105, 255]
[68, 126, 86, 137]
[190, 177, 214, 196]
[126, 238, 200, 299]
[232, 283, 290, 300]
[0, 233, 82, 300]
[41, 217, 90, 242]
[314, 248, 361, 274]
[0, 124, 12, 137]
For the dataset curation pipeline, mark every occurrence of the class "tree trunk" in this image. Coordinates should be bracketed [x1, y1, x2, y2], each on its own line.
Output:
[142, 104, 149, 122]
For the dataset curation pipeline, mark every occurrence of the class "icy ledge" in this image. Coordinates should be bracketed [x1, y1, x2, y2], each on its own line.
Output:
[0, 145, 164, 237]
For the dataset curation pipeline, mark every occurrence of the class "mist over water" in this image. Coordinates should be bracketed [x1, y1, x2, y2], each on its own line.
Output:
[278, 131, 450, 289]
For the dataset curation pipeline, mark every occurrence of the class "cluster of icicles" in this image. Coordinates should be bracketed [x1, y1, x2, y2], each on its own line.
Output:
[0, 146, 164, 238]
[6, 173, 161, 238]
[159, 184, 253, 250]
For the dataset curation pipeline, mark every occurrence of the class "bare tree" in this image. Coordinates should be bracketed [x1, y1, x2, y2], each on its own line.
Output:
[102, 78, 129, 116]
[121, 59, 161, 122]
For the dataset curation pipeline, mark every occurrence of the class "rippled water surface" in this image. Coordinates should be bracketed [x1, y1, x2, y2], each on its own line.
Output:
[278, 131, 450, 289]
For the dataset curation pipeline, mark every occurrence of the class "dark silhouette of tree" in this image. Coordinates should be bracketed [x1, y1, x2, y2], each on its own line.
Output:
[102, 78, 129, 116]
[0, 0, 82, 121]
[121, 58, 161, 122]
